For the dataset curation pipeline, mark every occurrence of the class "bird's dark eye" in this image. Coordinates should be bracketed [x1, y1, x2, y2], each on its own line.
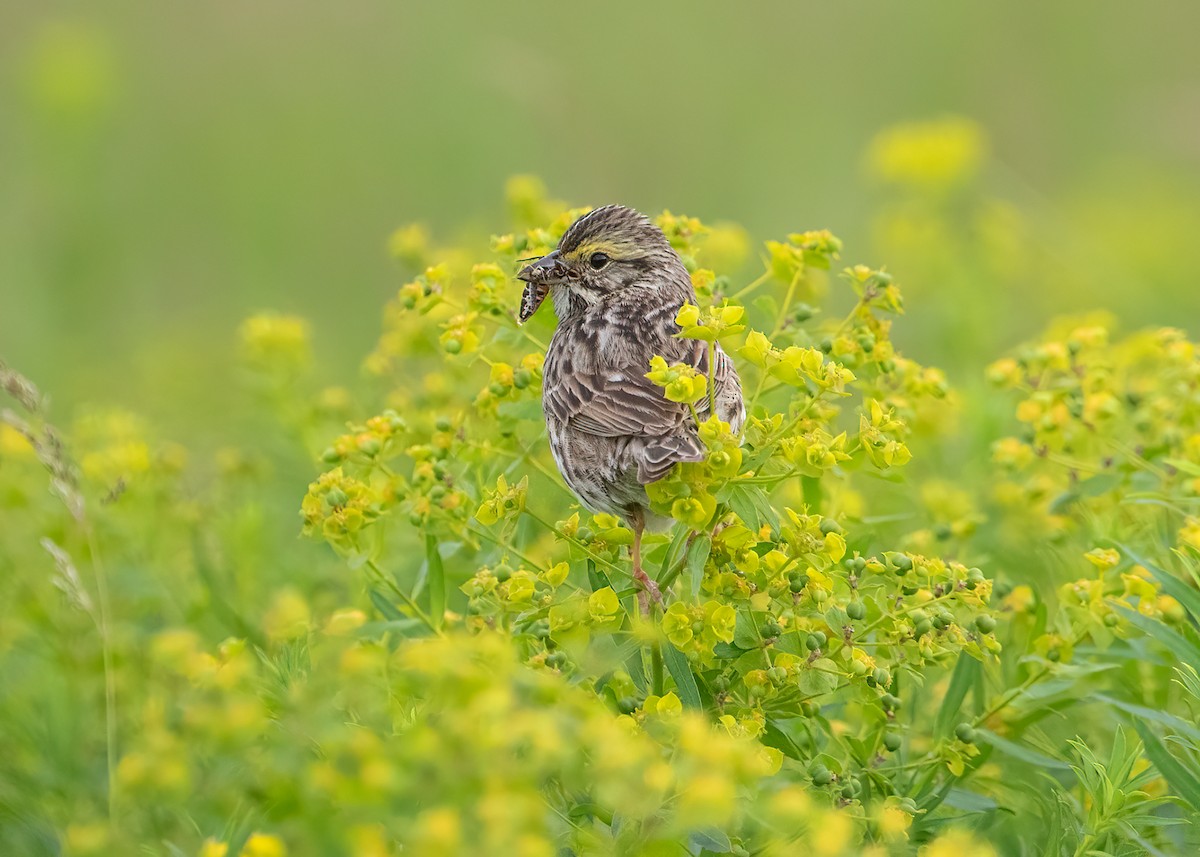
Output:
[588, 252, 610, 270]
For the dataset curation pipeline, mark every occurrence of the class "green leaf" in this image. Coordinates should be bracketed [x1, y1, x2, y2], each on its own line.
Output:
[662, 643, 703, 710]
[626, 647, 648, 694]
[1095, 694, 1200, 743]
[686, 535, 712, 598]
[1165, 458, 1200, 477]
[688, 830, 732, 853]
[712, 642, 750, 659]
[369, 589, 404, 621]
[425, 533, 446, 630]
[721, 483, 779, 532]
[976, 729, 1071, 771]
[1133, 719, 1200, 809]
[357, 618, 428, 638]
[943, 788, 1001, 812]
[733, 611, 760, 650]
[936, 655, 980, 738]
[657, 525, 690, 582]
[1117, 605, 1200, 665]
[1118, 543, 1200, 621]
[587, 559, 612, 592]
[761, 719, 807, 760]
[798, 658, 839, 697]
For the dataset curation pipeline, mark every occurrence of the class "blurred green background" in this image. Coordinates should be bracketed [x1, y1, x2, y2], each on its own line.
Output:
[3, 0, 1199, 438]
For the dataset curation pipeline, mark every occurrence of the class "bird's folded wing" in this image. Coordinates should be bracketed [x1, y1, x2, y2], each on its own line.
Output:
[544, 369, 688, 438]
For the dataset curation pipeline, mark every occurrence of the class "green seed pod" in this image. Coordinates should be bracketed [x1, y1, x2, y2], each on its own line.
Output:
[805, 634, 821, 651]
[512, 368, 532, 389]
[789, 577, 807, 593]
[819, 518, 842, 535]
[321, 447, 342, 464]
[357, 436, 382, 456]
[914, 619, 933, 637]
[814, 631, 827, 647]
[955, 723, 977, 743]
[873, 667, 890, 687]
[443, 337, 462, 354]
[811, 767, 832, 786]
[846, 601, 866, 620]
[546, 651, 567, 669]
[881, 693, 900, 711]
[763, 620, 784, 637]
[617, 697, 638, 714]
[324, 488, 348, 508]
[976, 615, 997, 634]
[884, 733, 902, 752]
[712, 676, 730, 693]
[575, 527, 594, 543]
[434, 416, 453, 432]
[493, 563, 513, 582]
[768, 666, 787, 684]
[801, 701, 820, 718]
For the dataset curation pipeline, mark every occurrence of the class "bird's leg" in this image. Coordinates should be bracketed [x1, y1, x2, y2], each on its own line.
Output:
[631, 515, 662, 616]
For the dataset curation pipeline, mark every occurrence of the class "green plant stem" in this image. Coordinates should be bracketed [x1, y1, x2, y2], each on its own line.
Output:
[469, 523, 548, 573]
[364, 559, 442, 635]
[519, 508, 626, 575]
[706, 341, 717, 415]
[85, 525, 117, 825]
[729, 270, 771, 302]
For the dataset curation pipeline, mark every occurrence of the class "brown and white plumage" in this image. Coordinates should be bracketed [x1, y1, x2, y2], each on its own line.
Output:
[518, 205, 743, 605]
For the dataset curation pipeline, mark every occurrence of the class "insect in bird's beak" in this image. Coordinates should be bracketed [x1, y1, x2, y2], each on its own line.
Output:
[516, 250, 568, 324]
[519, 282, 548, 324]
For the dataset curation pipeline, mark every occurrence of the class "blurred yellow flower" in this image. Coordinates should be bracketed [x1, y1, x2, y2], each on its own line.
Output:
[867, 117, 987, 189]
[239, 833, 286, 857]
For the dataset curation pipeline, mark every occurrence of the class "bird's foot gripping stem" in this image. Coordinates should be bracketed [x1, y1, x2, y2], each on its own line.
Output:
[633, 565, 663, 616]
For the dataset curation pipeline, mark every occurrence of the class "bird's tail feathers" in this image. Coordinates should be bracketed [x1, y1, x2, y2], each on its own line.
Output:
[637, 435, 705, 484]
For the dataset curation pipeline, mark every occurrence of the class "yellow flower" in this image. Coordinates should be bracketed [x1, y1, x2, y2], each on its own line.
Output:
[1084, 547, 1120, 570]
[588, 587, 621, 624]
[238, 313, 311, 371]
[0, 423, 33, 458]
[263, 588, 311, 641]
[1181, 517, 1200, 551]
[239, 833, 286, 857]
[867, 116, 987, 189]
[199, 839, 229, 857]
[920, 829, 997, 857]
[645, 355, 708, 404]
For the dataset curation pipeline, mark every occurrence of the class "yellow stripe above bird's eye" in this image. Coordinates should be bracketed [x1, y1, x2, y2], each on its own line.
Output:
[567, 239, 638, 261]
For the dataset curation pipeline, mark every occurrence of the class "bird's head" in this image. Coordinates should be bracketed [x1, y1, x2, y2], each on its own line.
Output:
[516, 205, 688, 322]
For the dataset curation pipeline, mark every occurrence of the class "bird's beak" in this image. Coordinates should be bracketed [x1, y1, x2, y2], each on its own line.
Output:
[516, 250, 567, 284]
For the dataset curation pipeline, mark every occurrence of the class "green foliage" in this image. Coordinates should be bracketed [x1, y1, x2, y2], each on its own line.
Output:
[2, 170, 1199, 857]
